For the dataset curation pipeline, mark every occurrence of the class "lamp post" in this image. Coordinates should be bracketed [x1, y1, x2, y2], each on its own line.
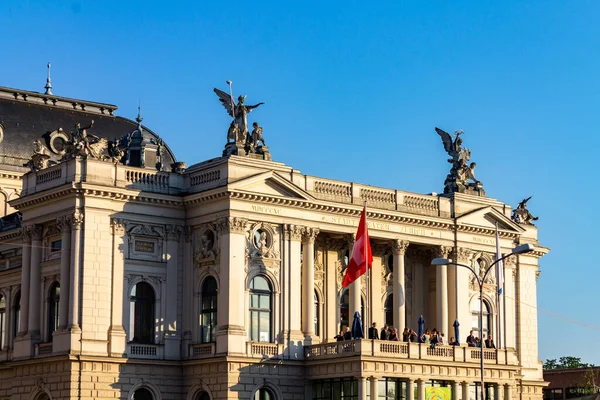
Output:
[431, 243, 534, 400]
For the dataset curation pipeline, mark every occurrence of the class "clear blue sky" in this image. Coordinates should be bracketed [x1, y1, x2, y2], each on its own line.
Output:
[2, 1, 598, 364]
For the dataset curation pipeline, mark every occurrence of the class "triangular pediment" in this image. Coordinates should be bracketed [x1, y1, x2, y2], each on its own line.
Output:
[456, 206, 525, 233]
[228, 171, 314, 200]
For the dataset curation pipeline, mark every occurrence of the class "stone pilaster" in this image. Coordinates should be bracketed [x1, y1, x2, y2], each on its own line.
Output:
[301, 227, 319, 344]
[182, 225, 193, 357]
[13, 227, 33, 357]
[108, 218, 127, 357]
[283, 224, 303, 354]
[436, 245, 451, 336]
[68, 212, 84, 332]
[417, 379, 425, 400]
[56, 216, 72, 330]
[407, 379, 415, 400]
[504, 255, 517, 349]
[27, 225, 43, 340]
[215, 217, 247, 355]
[51, 216, 75, 353]
[164, 224, 182, 359]
[392, 239, 409, 331]
[456, 248, 474, 343]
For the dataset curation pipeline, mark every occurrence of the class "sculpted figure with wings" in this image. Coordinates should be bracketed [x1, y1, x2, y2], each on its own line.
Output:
[214, 88, 264, 144]
[435, 127, 482, 194]
[512, 196, 539, 225]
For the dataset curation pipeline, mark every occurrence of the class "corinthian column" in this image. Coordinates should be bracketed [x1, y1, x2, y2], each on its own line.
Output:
[18, 227, 32, 336]
[28, 225, 43, 339]
[302, 228, 319, 344]
[57, 216, 72, 330]
[215, 217, 248, 355]
[108, 218, 126, 356]
[436, 246, 451, 336]
[164, 224, 182, 359]
[68, 212, 84, 331]
[392, 240, 409, 331]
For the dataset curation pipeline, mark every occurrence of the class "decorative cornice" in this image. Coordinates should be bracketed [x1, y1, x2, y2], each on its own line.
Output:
[456, 224, 517, 239]
[391, 239, 410, 256]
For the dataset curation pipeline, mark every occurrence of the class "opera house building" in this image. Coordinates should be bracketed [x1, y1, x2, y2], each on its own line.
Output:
[0, 81, 548, 400]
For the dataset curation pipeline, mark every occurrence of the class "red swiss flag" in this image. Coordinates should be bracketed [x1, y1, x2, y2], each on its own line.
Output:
[342, 207, 373, 287]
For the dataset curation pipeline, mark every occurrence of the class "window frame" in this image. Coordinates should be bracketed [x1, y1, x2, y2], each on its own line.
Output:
[47, 282, 60, 342]
[129, 282, 156, 344]
[200, 276, 218, 343]
[249, 275, 273, 343]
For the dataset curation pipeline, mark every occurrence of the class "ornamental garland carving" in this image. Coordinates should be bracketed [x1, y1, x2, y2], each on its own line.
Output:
[247, 222, 281, 276]
[456, 247, 474, 263]
[314, 247, 324, 292]
[435, 245, 453, 259]
[381, 252, 392, 292]
[166, 224, 183, 241]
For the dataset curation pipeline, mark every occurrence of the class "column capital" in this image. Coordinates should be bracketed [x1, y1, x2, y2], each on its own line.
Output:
[435, 245, 453, 259]
[302, 227, 320, 244]
[183, 226, 193, 243]
[504, 254, 517, 268]
[216, 217, 248, 235]
[110, 218, 127, 235]
[166, 224, 183, 241]
[56, 216, 72, 233]
[69, 212, 84, 230]
[455, 247, 474, 263]
[283, 224, 304, 241]
[392, 239, 409, 256]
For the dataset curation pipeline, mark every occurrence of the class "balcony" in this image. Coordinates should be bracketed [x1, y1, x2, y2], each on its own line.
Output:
[126, 343, 164, 359]
[304, 340, 518, 366]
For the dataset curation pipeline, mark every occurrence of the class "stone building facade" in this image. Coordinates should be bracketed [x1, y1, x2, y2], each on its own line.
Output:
[0, 84, 549, 400]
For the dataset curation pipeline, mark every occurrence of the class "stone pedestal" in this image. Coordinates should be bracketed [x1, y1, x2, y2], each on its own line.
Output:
[223, 142, 247, 157]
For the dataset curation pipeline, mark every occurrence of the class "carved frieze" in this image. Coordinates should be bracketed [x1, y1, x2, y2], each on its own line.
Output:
[216, 217, 248, 235]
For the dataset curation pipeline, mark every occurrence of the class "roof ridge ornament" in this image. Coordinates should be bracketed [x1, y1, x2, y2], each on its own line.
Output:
[44, 62, 53, 95]
[135, 102, 143, 131]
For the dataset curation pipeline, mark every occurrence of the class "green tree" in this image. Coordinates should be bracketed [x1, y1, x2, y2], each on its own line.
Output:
[544, 356, 593, 370]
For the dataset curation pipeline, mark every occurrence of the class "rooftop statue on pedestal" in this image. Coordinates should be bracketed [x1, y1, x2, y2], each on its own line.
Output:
[24, 139, 52, 171]
[214, 81, 271, 160]
[512, 196, 539, 225]
[436, 127, 485, 196]
[61, 120, 108, 161]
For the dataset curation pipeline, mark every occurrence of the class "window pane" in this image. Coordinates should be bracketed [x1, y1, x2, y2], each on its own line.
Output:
[259, 312, 270, 342]
[259, 294, 270, 310]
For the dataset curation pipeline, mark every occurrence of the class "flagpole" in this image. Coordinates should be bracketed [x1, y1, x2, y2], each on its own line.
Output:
[495, 222, 503, 349]
[364, 201, 369, 336]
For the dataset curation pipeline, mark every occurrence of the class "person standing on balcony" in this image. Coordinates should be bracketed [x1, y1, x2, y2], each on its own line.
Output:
[343, 327, 352, 340]
[485, 335, 496, 349]
[466, 330, 476, 347]
[380, 325, 389, 340]
[368, 323, 379, 339]
[402, 328, 410, 342]
[334, 330, 344, 342]
[388, 328, 399, 341]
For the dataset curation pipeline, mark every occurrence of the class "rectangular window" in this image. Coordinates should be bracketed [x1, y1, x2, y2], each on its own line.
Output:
[313, 378, 358, 400]
[50, 240, 62, 252]
[543, 389, 563, 400]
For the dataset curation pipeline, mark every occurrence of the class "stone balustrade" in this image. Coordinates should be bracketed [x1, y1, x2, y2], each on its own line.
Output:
[304, 340, 518, 366]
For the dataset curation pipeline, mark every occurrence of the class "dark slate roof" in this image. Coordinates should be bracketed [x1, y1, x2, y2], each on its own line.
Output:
[0, 86, 176, 169]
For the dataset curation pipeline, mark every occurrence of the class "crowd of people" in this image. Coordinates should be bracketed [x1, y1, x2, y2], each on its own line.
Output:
[333, 323, 496, 349]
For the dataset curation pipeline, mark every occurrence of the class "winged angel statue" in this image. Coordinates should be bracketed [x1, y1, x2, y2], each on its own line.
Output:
[214, 87, 264, 145]
[435, 127, 481, 194]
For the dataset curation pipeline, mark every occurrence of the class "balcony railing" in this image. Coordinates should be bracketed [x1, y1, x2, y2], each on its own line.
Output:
[304, 340, 517, 366]
[126, 343, 164, 359]
[189, 343, 216, 359]
[245, 342, 285, 359]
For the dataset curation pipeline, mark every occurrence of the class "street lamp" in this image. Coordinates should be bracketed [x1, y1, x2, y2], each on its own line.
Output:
[431, 243, 534, 400]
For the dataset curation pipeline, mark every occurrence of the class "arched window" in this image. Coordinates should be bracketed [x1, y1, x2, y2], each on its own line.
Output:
[314, 291, 320, 336]
[132, 388, 154, 400]
[249, 276, 272, 342]
[340, 289, 349, 331]
[130, 282, 155, 344]
[254, 388, 275, 400]
[13, 292, 20, 339]
[384, 294, 393, 327]
[47, 283, 60, 341]
[0, 294, 5, 349]
[471, 298, 491, 339]
[201, 277, 218, 343]
[195, 392, 210, 400]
